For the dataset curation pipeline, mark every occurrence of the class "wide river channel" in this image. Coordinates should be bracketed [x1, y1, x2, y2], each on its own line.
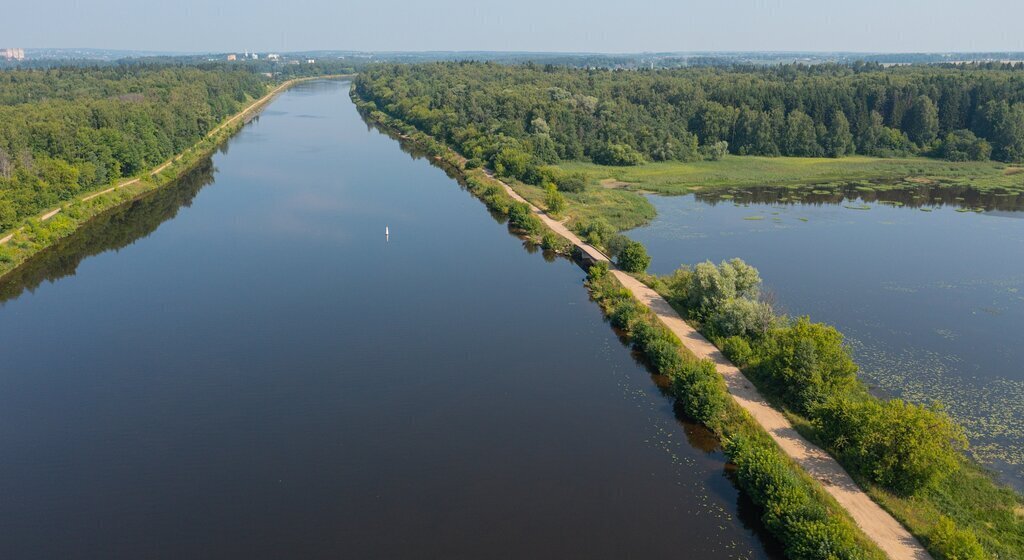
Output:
[0, 81, 783, 558]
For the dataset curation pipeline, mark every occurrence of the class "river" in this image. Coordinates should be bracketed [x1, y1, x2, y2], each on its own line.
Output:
[0, 80, 782, 558]
[627, 187, 1024, 490]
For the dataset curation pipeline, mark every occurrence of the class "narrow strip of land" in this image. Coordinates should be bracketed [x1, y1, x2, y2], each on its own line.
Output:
[1, 76, 334, 247]
[486, 170, 930, 560]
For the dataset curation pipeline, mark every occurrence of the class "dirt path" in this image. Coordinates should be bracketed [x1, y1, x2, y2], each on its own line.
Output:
[1, 77, 315, 246]
[486, 170, 930, 560]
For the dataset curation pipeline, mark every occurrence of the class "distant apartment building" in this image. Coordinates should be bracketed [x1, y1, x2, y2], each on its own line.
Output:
[227, 54, 237, 61]
[266, 53, 280, 61]
[306, 59, 315, 64]
[2, 48, 25, 61]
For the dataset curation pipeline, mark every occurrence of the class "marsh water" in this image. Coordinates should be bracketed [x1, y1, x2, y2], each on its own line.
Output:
[627, 188, 1024, 490]
[0, 81, 782, 558]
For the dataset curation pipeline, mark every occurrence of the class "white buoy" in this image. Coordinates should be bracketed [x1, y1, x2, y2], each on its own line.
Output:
[385, 225, 389, 240]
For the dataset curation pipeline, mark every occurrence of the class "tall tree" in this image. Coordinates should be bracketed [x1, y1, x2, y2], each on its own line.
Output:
[782, 110, 821, 157]
[979, 101, 1024, 162]
[904, 95, 940, 146]
[822, 110, 855, 157]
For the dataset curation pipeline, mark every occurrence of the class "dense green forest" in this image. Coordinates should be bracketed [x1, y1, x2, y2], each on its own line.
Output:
[355, 62, 1024, 191]
[0, 66, 269, 231]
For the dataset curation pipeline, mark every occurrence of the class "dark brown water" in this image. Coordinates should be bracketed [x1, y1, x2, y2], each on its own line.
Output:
[0, 81, 781, 559]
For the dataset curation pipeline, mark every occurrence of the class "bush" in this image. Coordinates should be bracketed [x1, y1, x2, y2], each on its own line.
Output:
[543, 182, 566, 214]
[927, 516, 987, 560]
[683, 258, 762, 318]
[616, 240, 651, 273]
[541, 231, 570, 253]
[609, 298, 645, 330]
[556, 171, 587, 193]
[721, 335, 754, 366]
[937, 130, 992, 162]
[604, 233, 631, 258]
[574, 218, 615, 249]
[592, 142, 645, 166]
[755, 318, 858, 414]
[708, 297, 775, 339]
[729, 437, 868, 560]
[507, 202, 542, 235]
[700, 140, 730, 161]
[671, 359, 729, 426]
[587, 260, 609, 280]
[816, 398, 966, 495]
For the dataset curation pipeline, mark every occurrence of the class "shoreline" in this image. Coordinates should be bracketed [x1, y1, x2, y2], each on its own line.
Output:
[352, 91, 926, 559]
[0, 74, 354, 282]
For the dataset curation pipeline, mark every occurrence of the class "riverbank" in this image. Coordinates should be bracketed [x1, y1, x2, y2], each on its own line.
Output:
[352, 91, 916, 560]
[0, 75, 353, 282]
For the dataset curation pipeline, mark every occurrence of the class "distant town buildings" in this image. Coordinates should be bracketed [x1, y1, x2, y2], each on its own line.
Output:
[227, 54, 237, 61]
[266, 53, 280, 61]
[2, 48, 25, 61]
[306, 59, 315, 64]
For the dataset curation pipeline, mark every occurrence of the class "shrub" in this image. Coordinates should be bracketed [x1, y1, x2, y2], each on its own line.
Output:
[587, 260, 609, 280]
[507, 202, 542, 235]
[756, 318, 858, 414]
[556, 171, 587, 193]
[644, 337, 685, 375]
[816, 398, 966, 495]
[617, 240, 651, 273]
[609, 298, 645, 330]
[543, 182, 566, 214]
[937, 130, 992, 162]
[574, 218, 615, 249]
[671, 359, 729, 426]
[604, 233, 631, 258]
[721, 335, 754, 367]
[683, 258, 761, 318]
[592, 142, 646, 166]
[708, 297, 775, 339]
[541, 231, 570, 253]
[927, 516, 987, 560]
[700, 140, 730, 161]
[729, 437, 868, 560]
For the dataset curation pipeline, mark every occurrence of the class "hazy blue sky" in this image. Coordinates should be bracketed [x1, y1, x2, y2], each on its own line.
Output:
[4, 0, 1023, 53]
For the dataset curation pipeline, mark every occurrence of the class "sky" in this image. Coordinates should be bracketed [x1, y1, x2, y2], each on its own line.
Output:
[3, 0, 1023, 54]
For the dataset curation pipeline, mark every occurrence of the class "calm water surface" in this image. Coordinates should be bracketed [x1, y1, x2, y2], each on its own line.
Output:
[0, 81, 781, 558]
[627, 189, 1024, 489]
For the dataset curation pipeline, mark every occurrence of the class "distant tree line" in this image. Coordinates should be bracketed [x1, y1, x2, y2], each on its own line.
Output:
[354, 62, 1024, 188]
[0, 66, 269, 230]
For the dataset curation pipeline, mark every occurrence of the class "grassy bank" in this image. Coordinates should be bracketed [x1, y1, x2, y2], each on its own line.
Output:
[353, 90, 892, 560]
[558, 156, 1024, 196]
[0, 76, 350, 282]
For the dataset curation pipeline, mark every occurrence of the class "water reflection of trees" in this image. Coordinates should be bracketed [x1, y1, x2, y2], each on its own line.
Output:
[695, 184, 1024, 211]
[0, 159, 215, 305]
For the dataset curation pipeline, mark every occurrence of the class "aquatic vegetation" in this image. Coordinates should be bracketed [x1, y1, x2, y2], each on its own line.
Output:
[653, 259, 1024, 558]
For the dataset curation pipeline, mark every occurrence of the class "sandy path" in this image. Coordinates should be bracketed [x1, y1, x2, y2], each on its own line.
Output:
[486, 170, 930, 560]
